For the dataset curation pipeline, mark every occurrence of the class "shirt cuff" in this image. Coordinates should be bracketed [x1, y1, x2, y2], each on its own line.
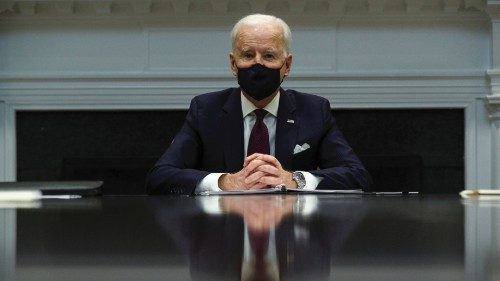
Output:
[194, 173, 225, 195]
[299, 171, 323, 190]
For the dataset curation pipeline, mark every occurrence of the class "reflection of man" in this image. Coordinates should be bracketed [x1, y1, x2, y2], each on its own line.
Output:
[146, 14, 371, 195]
[220, 196, 302, 281]
[150, 195, 367, 281]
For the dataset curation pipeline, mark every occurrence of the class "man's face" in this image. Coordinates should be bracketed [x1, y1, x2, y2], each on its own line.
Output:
[230, 23, 292, 81]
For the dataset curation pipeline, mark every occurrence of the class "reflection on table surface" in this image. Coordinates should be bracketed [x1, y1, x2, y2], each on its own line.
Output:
[0, 194, 499, 281]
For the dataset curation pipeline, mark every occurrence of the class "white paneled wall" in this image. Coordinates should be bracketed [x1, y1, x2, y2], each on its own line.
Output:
[0, 20, 491, 76]
[335, 20, 490, 72]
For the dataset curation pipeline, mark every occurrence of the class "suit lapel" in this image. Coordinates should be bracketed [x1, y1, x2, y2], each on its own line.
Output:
[221, 89, 245, 172]
[275, 89, 297, 171]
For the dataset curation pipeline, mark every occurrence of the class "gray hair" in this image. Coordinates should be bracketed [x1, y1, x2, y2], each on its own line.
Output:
[231, 14, 292, 56]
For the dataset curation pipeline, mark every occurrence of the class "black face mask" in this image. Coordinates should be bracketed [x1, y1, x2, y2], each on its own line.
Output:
[237, 63, 284, 101]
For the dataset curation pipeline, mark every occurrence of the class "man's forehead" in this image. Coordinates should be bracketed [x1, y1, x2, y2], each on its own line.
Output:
[234, 25, 284, 48]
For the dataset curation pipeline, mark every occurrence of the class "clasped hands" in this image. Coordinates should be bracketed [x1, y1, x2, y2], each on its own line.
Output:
[219, 153, 297, 191]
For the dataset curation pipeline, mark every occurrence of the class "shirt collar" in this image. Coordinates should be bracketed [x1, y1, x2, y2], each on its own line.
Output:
[241, 90, 280, 118]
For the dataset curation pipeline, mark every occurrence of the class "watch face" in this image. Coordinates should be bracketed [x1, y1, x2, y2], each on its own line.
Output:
[293, 172, 306, 189]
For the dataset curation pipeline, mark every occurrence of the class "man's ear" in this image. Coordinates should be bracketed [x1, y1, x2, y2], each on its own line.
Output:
[284, 54, 293, 77]
[229, 53, 238, 76]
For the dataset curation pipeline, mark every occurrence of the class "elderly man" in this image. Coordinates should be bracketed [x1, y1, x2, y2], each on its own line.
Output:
[146, 14, 371, 195]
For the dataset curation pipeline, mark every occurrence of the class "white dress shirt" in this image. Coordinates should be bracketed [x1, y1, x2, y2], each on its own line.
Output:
[195, 91, 321, 194]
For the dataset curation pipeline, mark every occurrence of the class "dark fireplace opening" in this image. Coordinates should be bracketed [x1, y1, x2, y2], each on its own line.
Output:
[16, 111, 187, 195]
[16, 109, 464, 194]
[334, 109, 464, 194]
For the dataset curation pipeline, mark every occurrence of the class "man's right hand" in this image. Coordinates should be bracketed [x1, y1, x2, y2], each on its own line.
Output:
[218, 153, 295, 190]
[218, 169, 269, 191]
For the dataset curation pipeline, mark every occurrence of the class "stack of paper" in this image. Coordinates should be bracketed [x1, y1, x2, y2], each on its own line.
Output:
[460, 189, 500, 200]
[0, 190, 43, 208]
[0, 190, 42, 201]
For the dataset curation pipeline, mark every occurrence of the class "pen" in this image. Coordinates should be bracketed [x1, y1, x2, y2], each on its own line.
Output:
[42, 195, 82, 199]
[373, 191, 419, 195]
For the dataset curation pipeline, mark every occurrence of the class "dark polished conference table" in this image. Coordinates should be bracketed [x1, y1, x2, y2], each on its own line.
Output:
[1, 194, 499, 281]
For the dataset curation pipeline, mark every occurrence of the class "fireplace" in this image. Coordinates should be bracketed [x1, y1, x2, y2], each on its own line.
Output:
[15, 109, 464, 194]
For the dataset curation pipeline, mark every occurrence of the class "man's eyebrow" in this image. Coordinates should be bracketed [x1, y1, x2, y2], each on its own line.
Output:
[238, 47, 253, 52]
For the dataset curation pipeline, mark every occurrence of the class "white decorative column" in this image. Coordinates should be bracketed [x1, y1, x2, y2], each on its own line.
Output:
[487, 93, 500, 188]
[487, 0, 500, 189]
[0, 102, 6, 181]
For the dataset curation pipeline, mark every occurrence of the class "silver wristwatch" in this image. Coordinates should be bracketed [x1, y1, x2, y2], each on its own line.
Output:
[292, 171, 306, 189]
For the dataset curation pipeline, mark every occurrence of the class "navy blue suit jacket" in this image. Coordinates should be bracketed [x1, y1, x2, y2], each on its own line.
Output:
[146, 88, 371, 194]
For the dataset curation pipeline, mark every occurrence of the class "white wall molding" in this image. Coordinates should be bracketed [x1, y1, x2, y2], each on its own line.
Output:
[0, 72, 489, 109]
[486, 70, 500, 116]
[0, 0, 487, 21]
[0, 11, 488, 27]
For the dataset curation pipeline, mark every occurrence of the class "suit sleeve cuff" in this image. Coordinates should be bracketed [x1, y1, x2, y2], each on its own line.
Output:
[300, 171, 323, 190]
[194, 173, 225, 195]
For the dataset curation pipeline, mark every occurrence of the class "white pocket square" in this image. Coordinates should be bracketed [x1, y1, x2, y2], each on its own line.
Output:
[293, 143, 310, 154]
